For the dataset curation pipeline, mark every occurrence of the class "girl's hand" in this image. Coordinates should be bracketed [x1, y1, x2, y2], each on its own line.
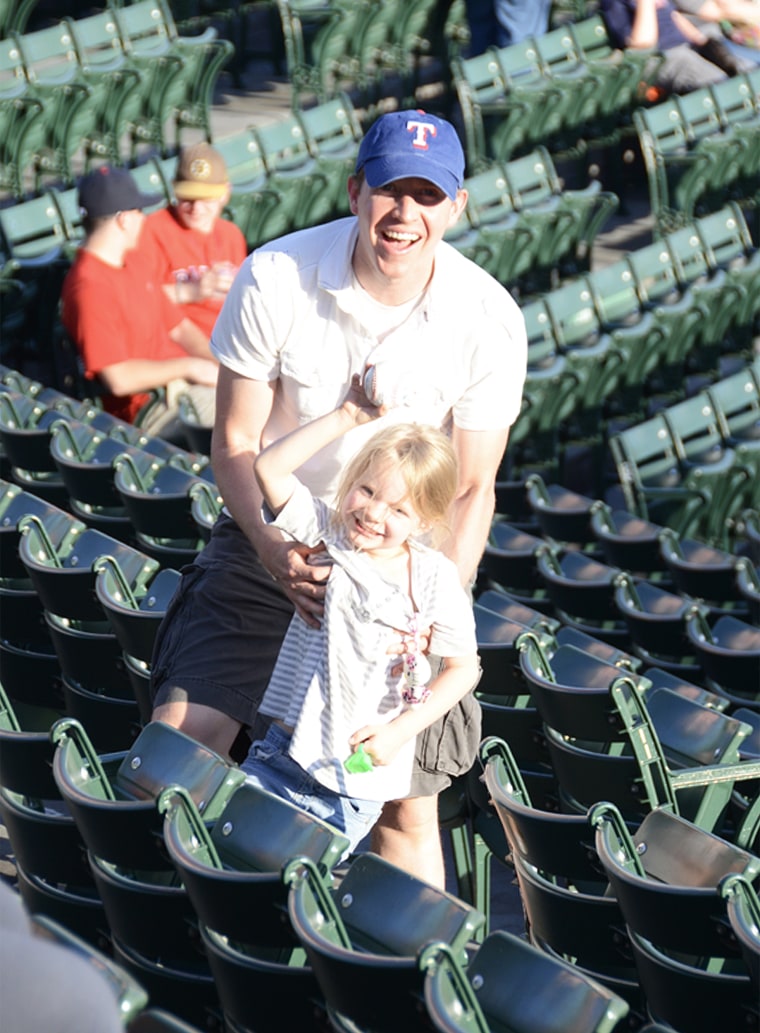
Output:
[340, 374, 387, 426]
[386, 623, 432, 678]
[348, 722, 408, 767]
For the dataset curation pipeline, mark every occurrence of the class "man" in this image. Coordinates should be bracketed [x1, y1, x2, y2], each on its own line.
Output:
[600, 0, 741, 93]
[150, 110, 528, 886]
[61, 165, 218, 439]
[139, 142, 248, 339]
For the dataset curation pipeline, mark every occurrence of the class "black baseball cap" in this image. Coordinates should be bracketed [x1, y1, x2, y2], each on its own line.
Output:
[78, 165, 162, 218]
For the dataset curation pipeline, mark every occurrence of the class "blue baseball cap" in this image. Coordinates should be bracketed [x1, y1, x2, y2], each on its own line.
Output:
[355, 110, 465, 200]
[78, 165, 162, 219]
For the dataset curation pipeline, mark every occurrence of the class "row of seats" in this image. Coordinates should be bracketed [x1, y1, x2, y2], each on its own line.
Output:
[445, 145, 619, 294]
[477, 736, 760, 1032]
[0, 91, 363, 275]
[451, 14, 663, 171]
[3, 556, 759, 1028]
[609, 360, 760, 547]
[510, 204, 760, 495]
[483, 470, 759, 681]
[0, 704, 665, 1033]
[635, 69, 760, 236]
[273, 0, 463, 112]
[0, 362, 758, 1028]
[0, 373, 219, 543]
[0, 0, 234, 197]
[481, 497, 760, 706]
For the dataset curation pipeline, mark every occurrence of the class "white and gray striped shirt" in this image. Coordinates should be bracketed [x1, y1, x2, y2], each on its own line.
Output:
[259, 482, 477, 802]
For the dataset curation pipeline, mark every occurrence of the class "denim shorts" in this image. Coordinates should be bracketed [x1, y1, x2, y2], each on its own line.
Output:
[240, 722, 382, 854]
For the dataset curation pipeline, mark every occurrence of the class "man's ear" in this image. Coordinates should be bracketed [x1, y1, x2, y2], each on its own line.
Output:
[447, 189, 468, 227]
[347, 174, 360, 215]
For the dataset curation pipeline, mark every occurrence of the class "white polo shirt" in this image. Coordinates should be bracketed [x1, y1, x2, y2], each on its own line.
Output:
[211, 218, 527, 503]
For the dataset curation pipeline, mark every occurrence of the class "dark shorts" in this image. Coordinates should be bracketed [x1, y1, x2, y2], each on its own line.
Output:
[150, 513, 482, 796]
[150, 513, 294, 727]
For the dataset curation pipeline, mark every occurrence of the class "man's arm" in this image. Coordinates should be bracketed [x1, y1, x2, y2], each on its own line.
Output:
[444, 424, 509, 587]
[628, 0, 660, 47]
[96, 356, 218, 398]
[671, 8, 709, 41]
[210, 365, 328, 625]
[169, 317, 216, 359]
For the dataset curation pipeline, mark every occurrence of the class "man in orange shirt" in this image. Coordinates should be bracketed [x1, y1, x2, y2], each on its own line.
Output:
[61, 165, 218, 438]
[139, 143, 248, 339]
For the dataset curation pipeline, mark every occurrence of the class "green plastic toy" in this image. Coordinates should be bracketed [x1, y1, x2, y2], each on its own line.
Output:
[344, 743, 374, 773]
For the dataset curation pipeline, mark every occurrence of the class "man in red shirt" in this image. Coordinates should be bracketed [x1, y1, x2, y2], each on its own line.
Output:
[139, 143, 248, 339]
[61, 165, 218, 437]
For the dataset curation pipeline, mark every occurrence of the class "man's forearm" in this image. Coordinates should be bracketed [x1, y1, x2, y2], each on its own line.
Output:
[213, 444, 283, 557]
[442, 482, 496, 588]
[629, 0, 659, 47]
[170, 318, 214, 358]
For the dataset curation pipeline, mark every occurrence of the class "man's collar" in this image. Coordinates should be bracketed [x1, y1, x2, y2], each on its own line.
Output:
[319, 219, 452, 322]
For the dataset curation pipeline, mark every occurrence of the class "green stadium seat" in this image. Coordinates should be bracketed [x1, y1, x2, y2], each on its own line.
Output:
[112, 0, 233, 155]
[592, 802, 760, 1033]
[422, 930, 630, 1033]
[685, 608, 760, 708]
[721, 872, 760, 992]
[296, 92, 362, 216]
[608, 413, 714, 541]
[253, 111, 333, 230]
[159, 780, 348, 950]
[287, 851, 485, 1033]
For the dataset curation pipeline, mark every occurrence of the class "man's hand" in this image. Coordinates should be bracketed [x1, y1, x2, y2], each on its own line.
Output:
[263, 539, 330, 627]
[185, 357, 219, 386]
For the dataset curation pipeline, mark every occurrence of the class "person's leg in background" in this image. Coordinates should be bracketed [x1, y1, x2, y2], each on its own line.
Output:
[493, 0, 552, 47]
[464, 0, 500, 55]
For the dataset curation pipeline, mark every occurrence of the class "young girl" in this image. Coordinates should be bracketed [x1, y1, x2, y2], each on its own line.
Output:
[240, 377, 480, 853]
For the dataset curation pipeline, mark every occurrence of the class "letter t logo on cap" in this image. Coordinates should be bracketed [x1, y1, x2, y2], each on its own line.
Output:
[406, 119, 438, 150]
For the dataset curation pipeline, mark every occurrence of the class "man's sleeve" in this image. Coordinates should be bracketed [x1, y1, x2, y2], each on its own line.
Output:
[452, 303, 528, 432]
[210, 250, 283, 381]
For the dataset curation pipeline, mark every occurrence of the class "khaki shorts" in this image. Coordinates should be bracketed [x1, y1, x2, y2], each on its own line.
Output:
[136, 381, 216, 442]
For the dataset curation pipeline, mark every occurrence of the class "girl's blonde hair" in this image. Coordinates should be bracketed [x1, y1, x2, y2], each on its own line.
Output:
[334, 423, 458, 546]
